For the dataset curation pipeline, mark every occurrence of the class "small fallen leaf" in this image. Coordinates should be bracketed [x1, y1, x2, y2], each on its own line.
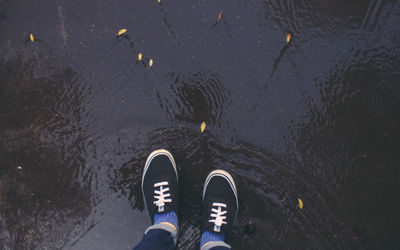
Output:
[29, 33, 34, 42]
[149, 59, 153, 67]
[17, 166, 23, 170]
[217, 11, 223, 22]
[298, 198, 303, 209]
[118, 28, 127, 36]
[201, 121, 206, 133]
[157, 0, 161, 3]
[138, 53, 143, 61]
[286, 33, 292, 44]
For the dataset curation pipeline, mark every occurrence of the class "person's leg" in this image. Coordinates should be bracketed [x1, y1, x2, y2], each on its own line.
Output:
[133, 228, 175, 250]
[133, 149, 179, 250]
[200, 170, 239, 250]
[207, 247, 231, 250]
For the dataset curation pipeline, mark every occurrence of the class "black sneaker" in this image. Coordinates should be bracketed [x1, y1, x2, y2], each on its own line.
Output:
[142, 149, 178, 224]
[201, 169, 238, 238]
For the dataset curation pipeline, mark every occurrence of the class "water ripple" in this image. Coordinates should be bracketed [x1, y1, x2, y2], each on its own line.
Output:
[157, 70, 230, 126]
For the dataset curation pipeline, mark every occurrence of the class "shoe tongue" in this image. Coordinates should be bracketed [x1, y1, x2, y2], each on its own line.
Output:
[153, 201, 172, 214]
[154, 204, 172, 214]
[207, 222, 226, 235]
[207, 200, 228, 234]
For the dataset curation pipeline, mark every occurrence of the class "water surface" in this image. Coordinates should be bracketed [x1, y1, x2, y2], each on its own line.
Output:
[1, 0, 399, 249]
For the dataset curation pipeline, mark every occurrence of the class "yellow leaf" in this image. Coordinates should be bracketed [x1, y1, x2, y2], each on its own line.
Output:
[138, 53, 143, 61]
[118, 28, 127, 36]
[298, 198, 303, 209]
[17, 166, 23, 170]
[29, 33, 34, 42]
[149, 59, 153, 67]
[217, 11, 223, 22]
[201, 122, 206, 133]
[286, 33, 292, 43]
[157, 0, 161, 3]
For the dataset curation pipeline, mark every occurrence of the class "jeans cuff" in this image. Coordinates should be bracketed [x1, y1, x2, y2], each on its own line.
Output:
[145, 223, 178, 245]
[201, 240, 231, 250]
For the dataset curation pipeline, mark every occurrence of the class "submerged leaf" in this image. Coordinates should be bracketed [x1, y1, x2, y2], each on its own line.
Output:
[149, 59, 153, 67]
[157, 0, 161, 3]
[138, 53, 143, 61]
[118, 28, 127, 36]
[201, 122, 206, 133]
[286, 33, 292, 43]
[29, 33, 34, 42]
[298, 198, 303, 209]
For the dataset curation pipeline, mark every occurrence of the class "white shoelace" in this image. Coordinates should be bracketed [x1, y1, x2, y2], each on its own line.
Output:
[209, 202, 227, 232]
[153, 181, 172, 212]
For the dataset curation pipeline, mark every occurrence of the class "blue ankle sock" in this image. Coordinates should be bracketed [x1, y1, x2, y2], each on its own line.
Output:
[154, 211, 178, 229]
[200, 230, 225, 247]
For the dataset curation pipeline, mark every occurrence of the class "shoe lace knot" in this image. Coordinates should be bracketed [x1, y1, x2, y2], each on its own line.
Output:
[153, 181, 172, 212]
[209, 202, 227, 232]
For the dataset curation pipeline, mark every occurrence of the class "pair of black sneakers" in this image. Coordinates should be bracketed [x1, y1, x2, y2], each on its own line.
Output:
[142, 149, 238, 246]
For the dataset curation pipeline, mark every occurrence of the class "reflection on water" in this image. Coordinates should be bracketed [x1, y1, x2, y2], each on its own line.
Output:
[0, 54, 90, 248]
[285, 50, 400, 249]
[1, 0, 400, 249]
[158, 70, 229, 125]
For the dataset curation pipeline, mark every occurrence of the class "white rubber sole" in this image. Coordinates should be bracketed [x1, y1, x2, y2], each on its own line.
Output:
[142, 149, 178, 191]
[202, 169, 238, 209]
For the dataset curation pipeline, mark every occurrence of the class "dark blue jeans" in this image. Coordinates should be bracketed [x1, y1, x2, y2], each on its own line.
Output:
[133, 229, 229, 250]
